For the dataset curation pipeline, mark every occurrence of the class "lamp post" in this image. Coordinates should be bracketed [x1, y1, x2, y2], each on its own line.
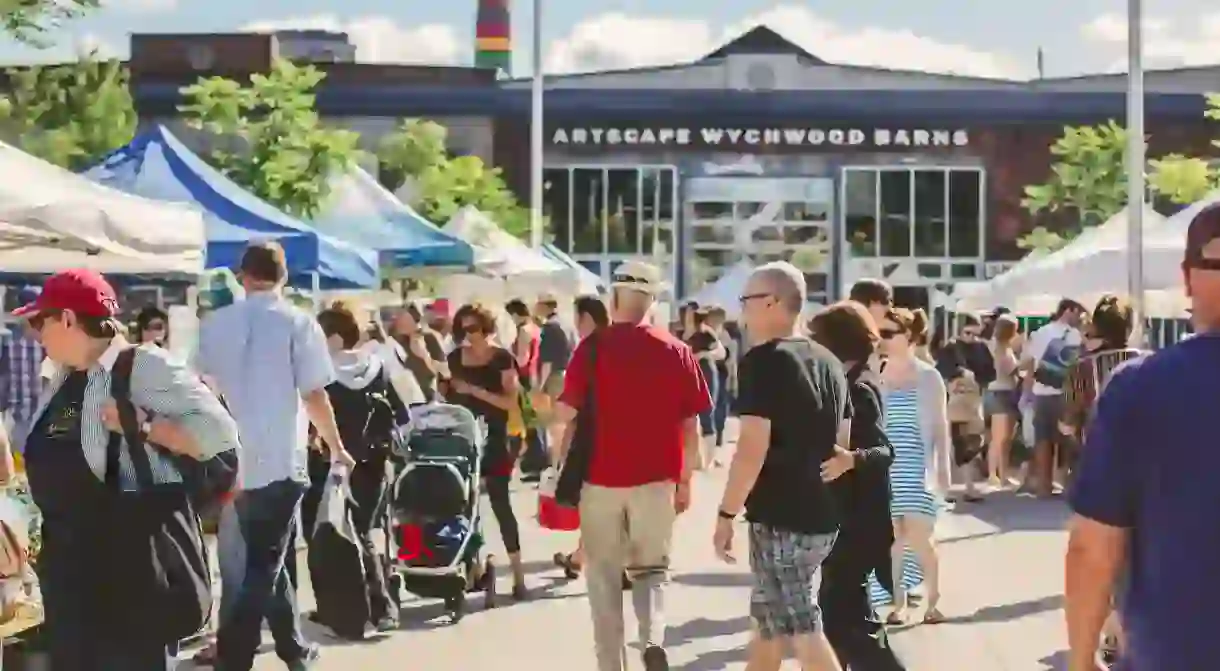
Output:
[529, 0, 544, 249]
[1126, 0, 1146, 341]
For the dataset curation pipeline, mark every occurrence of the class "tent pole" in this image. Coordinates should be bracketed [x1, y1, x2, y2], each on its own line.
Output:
[528, 0, 545, 249]
[1126, 0, 1147, 345]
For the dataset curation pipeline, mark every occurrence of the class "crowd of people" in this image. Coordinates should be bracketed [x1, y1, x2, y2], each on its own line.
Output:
[0, 202, 1216, 671]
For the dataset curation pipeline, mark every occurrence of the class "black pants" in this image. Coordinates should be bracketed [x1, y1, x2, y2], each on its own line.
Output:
[819, 529, 906, 671]
[302, 455, 395, 624]
[484, 474, 521, 554]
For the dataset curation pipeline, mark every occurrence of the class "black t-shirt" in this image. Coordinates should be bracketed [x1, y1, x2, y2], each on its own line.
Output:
[538, 317, 572, 373]
[685, 329, 716, 355]
[446, 347, 516, 471]
[738, 337, 851, 535]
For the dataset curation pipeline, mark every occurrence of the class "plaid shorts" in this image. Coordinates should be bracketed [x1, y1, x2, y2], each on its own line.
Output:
[748, 523, 838, 639]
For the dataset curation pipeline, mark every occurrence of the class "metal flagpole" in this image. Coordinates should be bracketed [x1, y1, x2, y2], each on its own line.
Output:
[529, 0, 545, 249]
[1126, 0, 1146, 343]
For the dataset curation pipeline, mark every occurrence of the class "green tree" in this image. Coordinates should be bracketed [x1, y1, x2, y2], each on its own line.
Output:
[0, 54, 136, 170]
[1021, 120, 1129, 252]
[377, 118, 447, 191]
[178, 59, 360, 219]
[1147, 93, 1220, 202]
[377, 118, 533, 239]
[2, 0, 97, 46]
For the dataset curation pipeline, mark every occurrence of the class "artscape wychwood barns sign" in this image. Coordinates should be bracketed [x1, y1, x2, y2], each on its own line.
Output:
[549, 126, 970, 149]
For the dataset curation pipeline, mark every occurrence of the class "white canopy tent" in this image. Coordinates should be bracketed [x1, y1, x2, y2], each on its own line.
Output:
[0, 141, 206, 276]
[956, 205, 1167, 313]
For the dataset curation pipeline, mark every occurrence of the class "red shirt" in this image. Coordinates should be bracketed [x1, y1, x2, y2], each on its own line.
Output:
[560, 323, 711, 487]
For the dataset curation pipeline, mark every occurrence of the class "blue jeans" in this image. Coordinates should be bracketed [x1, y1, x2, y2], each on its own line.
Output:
[698, 359, 719, 437]
[216, 479, 310, 671]
[714, 370, 731, 446]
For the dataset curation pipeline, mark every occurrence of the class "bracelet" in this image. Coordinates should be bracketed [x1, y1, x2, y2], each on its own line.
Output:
[717, 509, 738, 521]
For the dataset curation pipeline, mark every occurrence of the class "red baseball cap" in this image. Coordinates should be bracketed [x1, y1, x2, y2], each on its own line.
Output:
[12, 269, 119, 319]
[426, 299, 451, 316]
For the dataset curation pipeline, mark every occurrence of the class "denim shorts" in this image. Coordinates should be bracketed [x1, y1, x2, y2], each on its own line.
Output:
[747, 524, 837, 639]
[984, 388, 1020, 418]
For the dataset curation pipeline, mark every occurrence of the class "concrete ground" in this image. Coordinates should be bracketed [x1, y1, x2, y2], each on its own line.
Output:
[207, 468, 1071, 671]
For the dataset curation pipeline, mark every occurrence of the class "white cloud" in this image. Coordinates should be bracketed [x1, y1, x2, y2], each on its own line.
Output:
[103, 0, 178, 13]
[1083, 11, 1220, 69]
[545, 5, 1026, 78]
[240, 14, 464, 65]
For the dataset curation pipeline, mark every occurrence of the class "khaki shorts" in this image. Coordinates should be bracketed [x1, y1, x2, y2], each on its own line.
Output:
[541, 370, 565, 397]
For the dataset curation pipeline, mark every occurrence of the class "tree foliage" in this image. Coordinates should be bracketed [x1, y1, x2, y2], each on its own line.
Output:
[178, 59, 360, 219]
[1021, 114, 1220, 253]
[2, 0, 97, 46]
[377, 118, 532, 239]
[0, 54, 136, 170]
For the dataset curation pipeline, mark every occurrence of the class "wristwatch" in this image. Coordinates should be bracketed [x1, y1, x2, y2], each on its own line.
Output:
[717, 509, 738, 521]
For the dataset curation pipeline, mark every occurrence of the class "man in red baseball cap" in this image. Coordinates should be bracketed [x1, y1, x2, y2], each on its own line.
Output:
[11, 268, 241, 670]
[13, 268, 121, 367]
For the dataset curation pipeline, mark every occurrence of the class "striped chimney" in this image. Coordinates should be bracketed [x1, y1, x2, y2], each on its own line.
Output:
[475, 0, 511, 76]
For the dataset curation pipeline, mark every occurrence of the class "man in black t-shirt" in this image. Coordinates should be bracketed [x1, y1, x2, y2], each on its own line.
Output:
[715, 262, 850, 671]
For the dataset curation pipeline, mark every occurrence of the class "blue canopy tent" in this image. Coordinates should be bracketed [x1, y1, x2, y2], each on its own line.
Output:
[313, 167, 475, 268]
[82, 126, 378, 290]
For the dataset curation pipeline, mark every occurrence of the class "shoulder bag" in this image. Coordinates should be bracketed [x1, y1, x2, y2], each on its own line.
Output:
[103, 347, 213, 643]
[554, 334, 600, 508]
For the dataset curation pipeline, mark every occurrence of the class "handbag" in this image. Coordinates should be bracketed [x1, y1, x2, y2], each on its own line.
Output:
[103, 350, 213, 644]
[554, 334, 600, 508]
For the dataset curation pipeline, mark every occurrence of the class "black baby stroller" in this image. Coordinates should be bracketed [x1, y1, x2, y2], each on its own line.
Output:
[387, 403, 495, 623]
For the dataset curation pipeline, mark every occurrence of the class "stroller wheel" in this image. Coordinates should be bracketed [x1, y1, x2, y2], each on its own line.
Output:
[446, 592, 466, 623]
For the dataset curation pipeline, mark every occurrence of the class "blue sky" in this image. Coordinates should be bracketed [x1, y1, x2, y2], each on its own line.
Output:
[3, 0, 1219, 77]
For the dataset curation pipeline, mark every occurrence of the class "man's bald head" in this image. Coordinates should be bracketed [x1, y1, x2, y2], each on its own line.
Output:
[748, 262, 806, 314]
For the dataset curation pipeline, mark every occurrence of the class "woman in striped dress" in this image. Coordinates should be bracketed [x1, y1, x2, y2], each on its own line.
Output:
[877, 308, 953, 625]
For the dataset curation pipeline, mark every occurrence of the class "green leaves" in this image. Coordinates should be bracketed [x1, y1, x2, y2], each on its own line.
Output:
[377, 117, 534, 240]
[0, 54, 136, 170]
[1, 0, 98, 47]
[178, 59, 360, 219]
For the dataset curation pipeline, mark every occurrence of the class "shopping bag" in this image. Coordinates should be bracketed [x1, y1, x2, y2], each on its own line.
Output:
[307, 466, 370, 638]
[537, 469, 580, 531]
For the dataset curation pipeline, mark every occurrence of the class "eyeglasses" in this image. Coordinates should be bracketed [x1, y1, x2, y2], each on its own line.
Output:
[879, 329, 903, 340]
[738, 293, 772, 305]
[612, 274, 652, 285]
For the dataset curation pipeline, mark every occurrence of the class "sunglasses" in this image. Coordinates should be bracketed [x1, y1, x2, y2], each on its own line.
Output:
[145, 322, 166, 331]
[738, 292, 772, 305]
[879, 328, 904, 340]
[460, 323, 484, 336]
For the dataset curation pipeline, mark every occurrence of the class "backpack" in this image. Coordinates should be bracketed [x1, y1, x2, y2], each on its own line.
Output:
[111, 347, 238, 514]
[946, 370, 985, 432]
[327, 373, 398, 462]
[1032, 330, 1082, 390]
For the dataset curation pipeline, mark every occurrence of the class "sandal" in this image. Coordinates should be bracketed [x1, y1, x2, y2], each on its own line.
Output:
[922, 608, 946, 624]
[553, 552, 581, 579]
[885, 610, 906, 625]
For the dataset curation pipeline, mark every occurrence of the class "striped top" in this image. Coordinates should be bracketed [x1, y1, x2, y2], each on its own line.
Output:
[34, 338, 240, 489]
[885, 388, 938, 517]
[1063, 347, 1145, 433]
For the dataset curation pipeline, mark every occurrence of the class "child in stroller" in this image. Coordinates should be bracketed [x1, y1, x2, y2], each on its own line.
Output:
[387, 404, 496, 622]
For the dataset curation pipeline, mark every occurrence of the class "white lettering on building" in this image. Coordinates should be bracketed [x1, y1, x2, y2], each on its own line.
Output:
[551, 127, 969, 147]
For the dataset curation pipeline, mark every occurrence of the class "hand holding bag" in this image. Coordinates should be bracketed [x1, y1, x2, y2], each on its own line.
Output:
[554, 334, 600, 508]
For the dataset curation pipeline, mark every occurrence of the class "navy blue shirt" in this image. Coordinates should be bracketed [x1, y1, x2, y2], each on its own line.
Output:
[1069, 334, 1220, 670]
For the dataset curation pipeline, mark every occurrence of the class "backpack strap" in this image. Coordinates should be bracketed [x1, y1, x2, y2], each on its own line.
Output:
[107, 346, 157, 490]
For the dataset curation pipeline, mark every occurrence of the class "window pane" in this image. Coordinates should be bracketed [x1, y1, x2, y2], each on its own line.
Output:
[642, 221, 674, 255]
[783, 202, 830, 223]
[949, 170, 982, 258]
[879, 171, 911, 257]
[690, 248, 736, 289]
[658, 167, 676, 221]
[844, 170, 877, 256]
[606, 168, 639, 253]
[542, 168, 571, 252]
[751, 222, 784, 244]
[691, 224, 735, 245]
[571, 168, 604, 253]
[736, 202, 765, 219]
[690, 201, 733, 221]
[783, 225, 830, 246]
[913, 170, 947, 257]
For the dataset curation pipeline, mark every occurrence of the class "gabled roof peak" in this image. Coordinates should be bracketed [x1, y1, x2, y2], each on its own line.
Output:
[700, 25, 828, 64]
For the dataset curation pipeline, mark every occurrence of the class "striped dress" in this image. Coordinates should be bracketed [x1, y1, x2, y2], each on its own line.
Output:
[868, 386, 931, 605]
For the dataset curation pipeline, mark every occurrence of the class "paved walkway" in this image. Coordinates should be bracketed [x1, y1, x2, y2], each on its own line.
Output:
[225, 471, 1071, 671]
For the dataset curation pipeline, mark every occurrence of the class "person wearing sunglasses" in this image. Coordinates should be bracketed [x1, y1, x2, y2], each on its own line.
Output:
[15, 268, 240, 670]
[875, 307, 951, 626]
[134, 306, 169, 348]
[442, 303, 528, 600]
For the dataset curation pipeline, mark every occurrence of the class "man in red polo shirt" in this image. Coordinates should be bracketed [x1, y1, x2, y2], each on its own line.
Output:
[555, 260, 710, 671]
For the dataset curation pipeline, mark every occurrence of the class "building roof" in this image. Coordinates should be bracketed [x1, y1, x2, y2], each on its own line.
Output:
[701, 25, 827, 63]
